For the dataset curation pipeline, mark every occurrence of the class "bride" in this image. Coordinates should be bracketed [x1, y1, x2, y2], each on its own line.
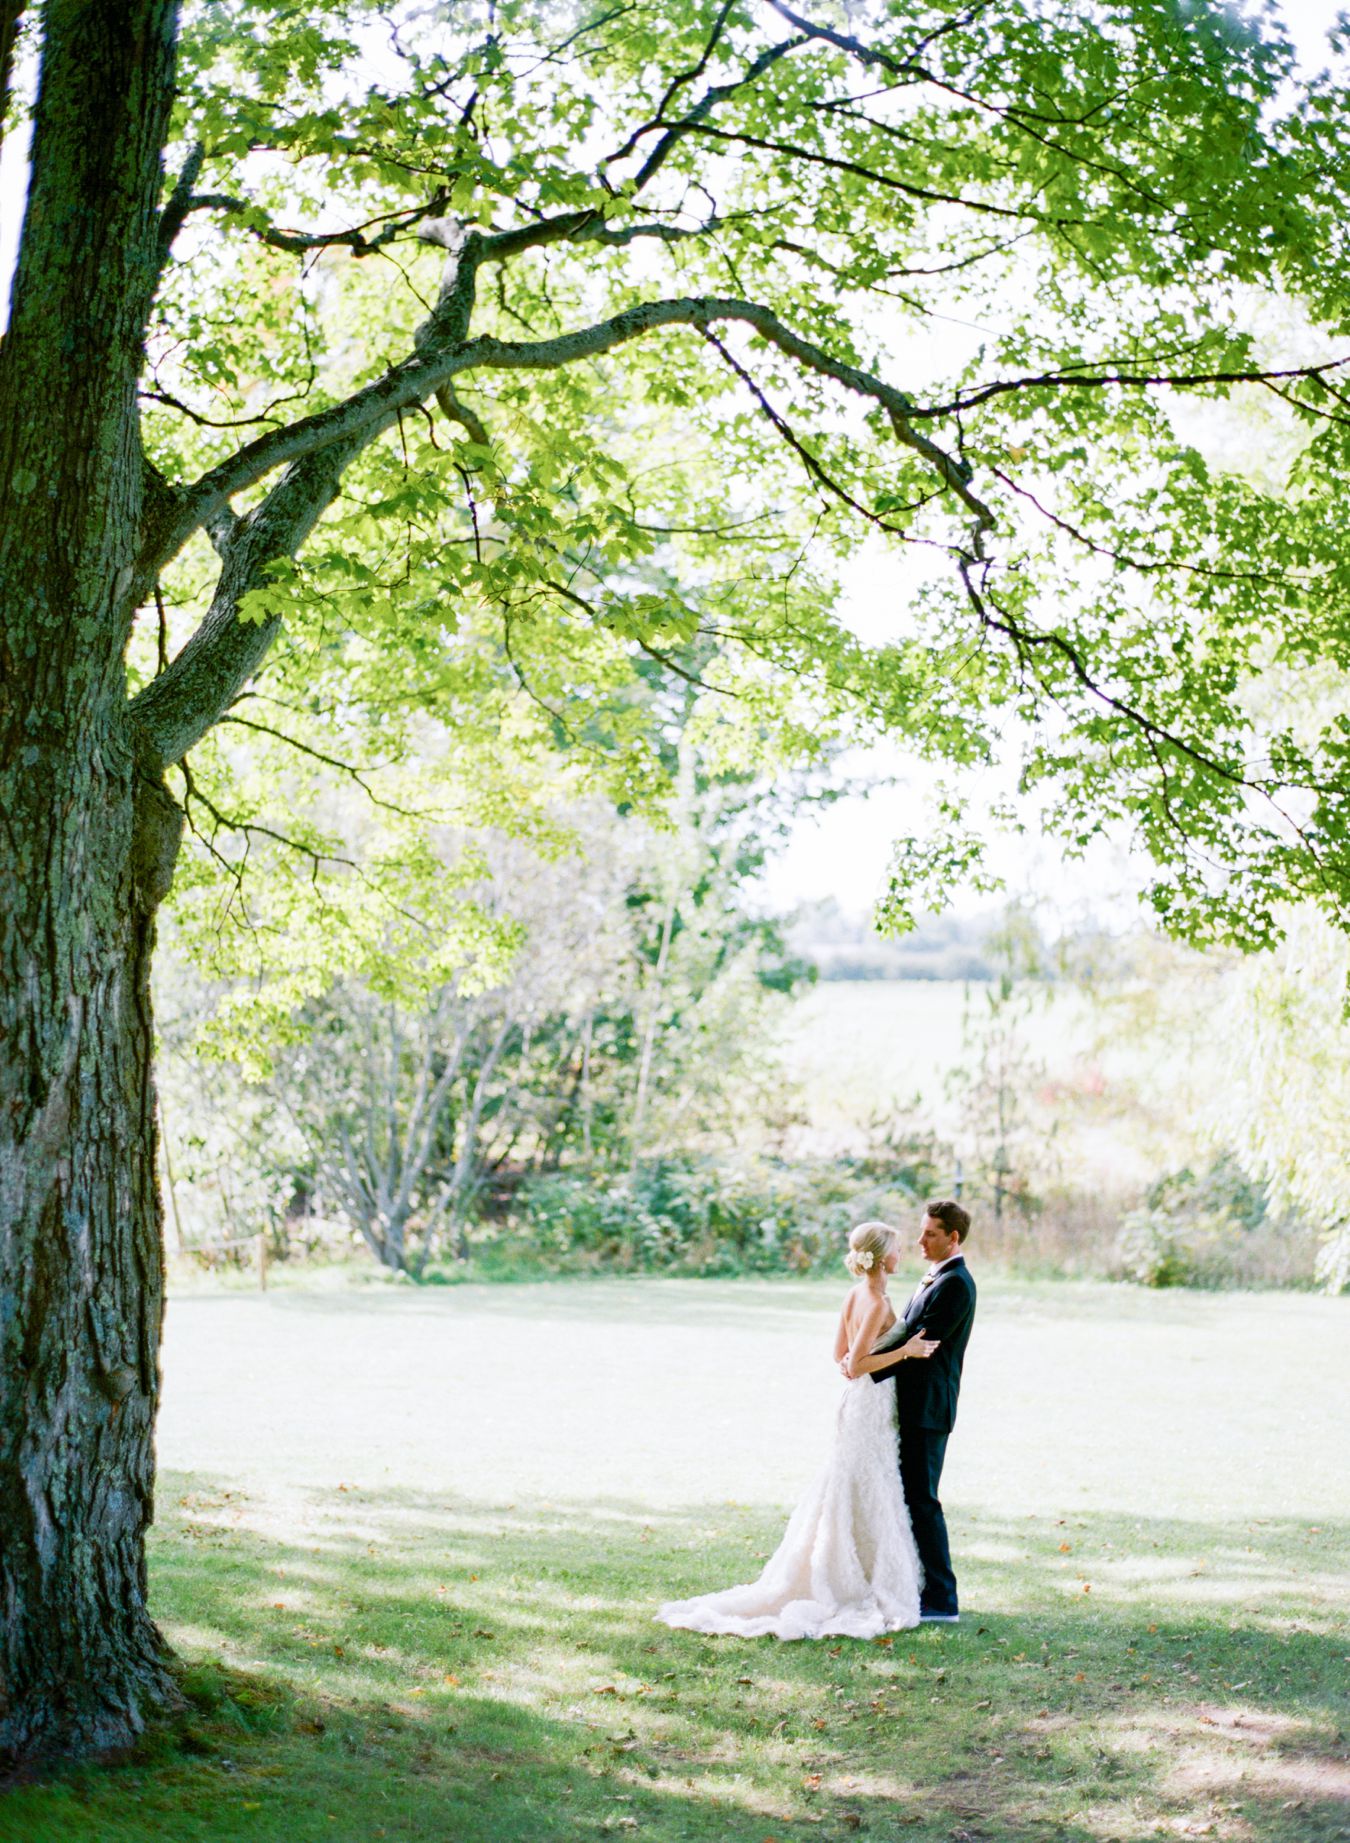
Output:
[657, 1221, 938, 1641]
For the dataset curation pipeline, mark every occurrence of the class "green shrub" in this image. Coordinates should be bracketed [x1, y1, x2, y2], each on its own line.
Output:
[505, 1152, 940, 1277]
[1113, 1154, 1318, 1289]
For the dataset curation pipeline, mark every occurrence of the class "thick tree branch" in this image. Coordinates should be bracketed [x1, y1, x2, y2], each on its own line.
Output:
[433, 384, 489, 447]
[131, 434, 367, 765]
[468, 206, 730, 270]
[155, 141, 205, 276]
[148, 292, 993, 584]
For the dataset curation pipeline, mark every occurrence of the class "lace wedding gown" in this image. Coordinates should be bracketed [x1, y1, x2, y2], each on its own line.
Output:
[656, 1348, 923, 1641]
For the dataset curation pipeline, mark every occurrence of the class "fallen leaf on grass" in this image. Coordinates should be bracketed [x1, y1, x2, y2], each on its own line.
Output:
[443, 1673, 461, 1687]
[802, 1773, 823, 1789]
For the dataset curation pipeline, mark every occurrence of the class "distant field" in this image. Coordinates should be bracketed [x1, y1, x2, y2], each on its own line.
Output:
[776, 979, 1023, 1141]
[777, 978, 1211, 1190]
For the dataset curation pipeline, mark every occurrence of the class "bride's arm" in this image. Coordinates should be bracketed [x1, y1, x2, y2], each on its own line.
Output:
[849, 1331, 937, 1376]
[855, 1277, 965, 1376]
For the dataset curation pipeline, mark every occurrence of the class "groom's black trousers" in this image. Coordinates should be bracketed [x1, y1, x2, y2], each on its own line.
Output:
[899, 1425, 957, 1615]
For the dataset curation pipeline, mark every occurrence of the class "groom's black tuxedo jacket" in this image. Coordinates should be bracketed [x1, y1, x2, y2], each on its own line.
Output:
[869, 1257, 976, 1434]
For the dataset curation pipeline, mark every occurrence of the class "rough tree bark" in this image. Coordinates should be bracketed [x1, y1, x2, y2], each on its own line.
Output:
[0, 0, 183, 1763]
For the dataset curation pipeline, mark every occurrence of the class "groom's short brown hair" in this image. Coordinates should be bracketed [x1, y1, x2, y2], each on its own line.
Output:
[925, 1199, 971, 1242]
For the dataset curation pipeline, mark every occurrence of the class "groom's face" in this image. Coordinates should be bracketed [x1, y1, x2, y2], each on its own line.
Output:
[919, 1216, 960, 1265]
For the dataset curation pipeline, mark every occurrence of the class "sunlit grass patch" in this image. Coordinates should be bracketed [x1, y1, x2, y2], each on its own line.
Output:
[6, 1494, 1344, 1843]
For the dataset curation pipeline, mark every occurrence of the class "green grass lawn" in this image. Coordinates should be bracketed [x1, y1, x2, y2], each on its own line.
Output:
[3, 1278, 1347, 1843]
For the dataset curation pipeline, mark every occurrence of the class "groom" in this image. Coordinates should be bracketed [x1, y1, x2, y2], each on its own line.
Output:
[856, 1200, 976, 1622]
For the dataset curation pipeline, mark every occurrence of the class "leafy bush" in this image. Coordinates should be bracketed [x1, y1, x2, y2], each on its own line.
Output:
[1113, 1154, 1317, 1289]
[505, 1150, 944, 1277]
[1113, 1206, 1206, 1288]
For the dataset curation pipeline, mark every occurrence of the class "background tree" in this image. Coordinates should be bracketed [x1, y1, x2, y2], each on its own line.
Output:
[944, 904, 1052, 1229]
[166, 731, 813, 1273]
[3, 0, 1349, 1764]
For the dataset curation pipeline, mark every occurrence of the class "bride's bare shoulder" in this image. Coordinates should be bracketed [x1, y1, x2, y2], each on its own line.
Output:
[843, 1283, 887, 1324]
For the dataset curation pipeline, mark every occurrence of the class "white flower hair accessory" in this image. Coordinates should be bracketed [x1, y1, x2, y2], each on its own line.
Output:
[844, 1248, 875, 1276]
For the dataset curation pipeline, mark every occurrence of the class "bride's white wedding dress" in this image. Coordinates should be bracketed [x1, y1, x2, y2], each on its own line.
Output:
[656, 1348, 923, 1641]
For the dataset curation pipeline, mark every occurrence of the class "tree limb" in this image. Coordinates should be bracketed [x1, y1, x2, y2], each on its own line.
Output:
[148, 291, 993, 581]
[913, 355, 1350, 420]
[131, 434, 368, 765]
[172, 190, 448, 257]
[605, 30, 807, 192]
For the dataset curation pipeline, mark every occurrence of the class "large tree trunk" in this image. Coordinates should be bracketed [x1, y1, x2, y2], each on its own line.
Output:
[0, 0, 182, 1763]
[0, 726, 183, 1761]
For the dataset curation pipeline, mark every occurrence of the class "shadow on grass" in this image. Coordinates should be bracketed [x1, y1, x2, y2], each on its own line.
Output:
[3, 1485, 1347, 1843]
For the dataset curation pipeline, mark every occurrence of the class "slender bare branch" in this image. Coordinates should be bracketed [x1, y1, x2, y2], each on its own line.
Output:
[913, 354, 1350, 419]
[606, 31, 807, 192]
[170, 191, 450, 257]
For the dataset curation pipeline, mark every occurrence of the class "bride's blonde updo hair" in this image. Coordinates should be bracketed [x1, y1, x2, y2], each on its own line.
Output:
[844, 1220, 898, 1278]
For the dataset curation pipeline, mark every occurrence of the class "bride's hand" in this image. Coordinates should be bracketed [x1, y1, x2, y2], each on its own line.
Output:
[904, 1335, 940, 1361]
[839, 1355, 855, 1378]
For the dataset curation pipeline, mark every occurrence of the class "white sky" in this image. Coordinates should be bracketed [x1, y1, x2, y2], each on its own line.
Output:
[0, 0, 1339, 928]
